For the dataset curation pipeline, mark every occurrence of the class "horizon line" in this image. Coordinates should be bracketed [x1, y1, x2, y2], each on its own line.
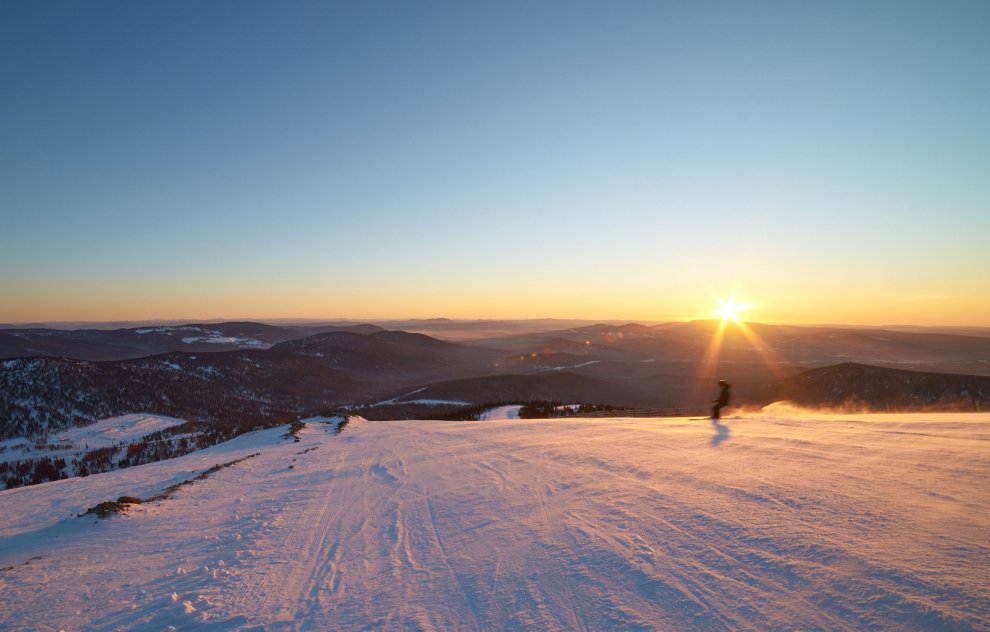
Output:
[3, 317, 989, 331]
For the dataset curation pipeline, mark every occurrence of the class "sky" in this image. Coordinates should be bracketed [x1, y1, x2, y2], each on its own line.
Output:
[1, 1, 988, 326]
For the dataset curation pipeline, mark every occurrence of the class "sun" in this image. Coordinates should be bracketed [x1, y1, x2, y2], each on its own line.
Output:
[714, 297, 750, 323]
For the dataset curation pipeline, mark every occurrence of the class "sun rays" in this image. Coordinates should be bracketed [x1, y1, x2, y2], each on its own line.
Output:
[714, 297, 750, 323]
[690, 293, 788, 412]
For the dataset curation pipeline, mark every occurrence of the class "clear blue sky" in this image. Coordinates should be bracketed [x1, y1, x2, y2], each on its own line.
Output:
[2, 1, 988, 324]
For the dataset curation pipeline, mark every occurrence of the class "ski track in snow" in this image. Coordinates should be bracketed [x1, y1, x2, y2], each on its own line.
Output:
[1, 414, 989, 631]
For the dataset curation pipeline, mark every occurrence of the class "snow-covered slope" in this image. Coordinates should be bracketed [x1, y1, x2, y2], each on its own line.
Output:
[0, 413, 205, 487]
[479, 404, 523, 420]
[54, 413, 187, 446]
[1, 413, 189, 472]
[1, 413, 988, 630]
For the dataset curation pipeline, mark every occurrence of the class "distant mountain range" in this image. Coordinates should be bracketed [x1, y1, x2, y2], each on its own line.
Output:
[0, 322, 389, 361]
[2, 320, 988, 441]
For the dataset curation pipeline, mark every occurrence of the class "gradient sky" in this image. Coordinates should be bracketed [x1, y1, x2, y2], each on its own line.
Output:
[2, 1, 988, 326]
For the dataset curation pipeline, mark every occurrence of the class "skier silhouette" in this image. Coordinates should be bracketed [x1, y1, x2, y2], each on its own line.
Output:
[712, 380, 730, 420]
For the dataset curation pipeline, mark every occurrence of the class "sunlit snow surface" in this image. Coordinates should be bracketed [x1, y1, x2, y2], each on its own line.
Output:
[1, 413, 989, 631]
[0, 414, 188, 466]
[55, 413, 187, 447]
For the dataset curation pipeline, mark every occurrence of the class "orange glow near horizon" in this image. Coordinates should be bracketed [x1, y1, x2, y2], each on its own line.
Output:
[691, 292, 790, 411]
[2, 278, 989, 327]
[693, 318, 731, 403]
[714, 297, 750, 323]
[691, 318, 790, 412]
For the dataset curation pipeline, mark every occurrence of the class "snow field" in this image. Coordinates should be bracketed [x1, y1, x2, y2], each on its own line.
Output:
[479, 405, 523, 420]
[0, 413, 988, 630]
[56, 413, 188, 447]
[0, 413, 189, 468]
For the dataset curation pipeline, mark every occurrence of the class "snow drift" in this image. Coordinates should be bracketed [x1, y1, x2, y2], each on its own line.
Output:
[1, 412, 988, 630]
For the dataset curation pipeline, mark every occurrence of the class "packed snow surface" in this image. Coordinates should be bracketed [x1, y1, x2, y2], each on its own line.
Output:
[1, 412, 989, 631]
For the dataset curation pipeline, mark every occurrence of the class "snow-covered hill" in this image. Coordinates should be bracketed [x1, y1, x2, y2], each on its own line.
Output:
[0, 413, 190, 476]
[1, 412, 988, 630]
